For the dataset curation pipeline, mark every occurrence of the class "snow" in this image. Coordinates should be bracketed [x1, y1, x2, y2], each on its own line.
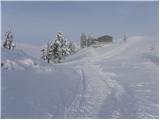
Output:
[16, 43, 42, 59]
[1, 36, 158, 118]
[19, 58, 35, 66]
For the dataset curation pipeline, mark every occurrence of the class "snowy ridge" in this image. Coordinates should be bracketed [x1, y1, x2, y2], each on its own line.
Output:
[62, 36, 145, 65]
[1, 36, 158, 118]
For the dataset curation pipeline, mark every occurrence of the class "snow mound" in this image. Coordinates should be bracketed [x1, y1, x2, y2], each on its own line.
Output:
[1, 59, 24, 70]
[2, 48, 37, 70]
[20, 58, 35, 66]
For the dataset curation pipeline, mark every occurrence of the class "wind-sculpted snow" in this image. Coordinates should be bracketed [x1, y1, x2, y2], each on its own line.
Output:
[1, 36, 158, 118]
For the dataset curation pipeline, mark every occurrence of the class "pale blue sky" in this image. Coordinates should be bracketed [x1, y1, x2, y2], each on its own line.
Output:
[2, 1, 158, 45]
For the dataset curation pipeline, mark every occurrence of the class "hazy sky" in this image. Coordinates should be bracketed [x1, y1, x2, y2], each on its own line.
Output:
[2, 1, 158, 45]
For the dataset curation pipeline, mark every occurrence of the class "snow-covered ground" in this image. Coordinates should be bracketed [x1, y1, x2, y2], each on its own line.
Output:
[1, 36, 159, 118]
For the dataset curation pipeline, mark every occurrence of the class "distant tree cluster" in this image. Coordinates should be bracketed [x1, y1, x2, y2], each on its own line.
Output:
[2, 31, 16, 50]
[80, 33, 94, 48]
[41, 32, 76, 63]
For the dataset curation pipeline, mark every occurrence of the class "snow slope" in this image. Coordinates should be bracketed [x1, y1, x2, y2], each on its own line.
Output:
[1, 36, 159, 118]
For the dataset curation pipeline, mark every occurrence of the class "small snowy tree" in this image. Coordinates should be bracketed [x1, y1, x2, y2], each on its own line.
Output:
[3, 31, 16, 50]
[63, 41, 76, 55]
[41, 49, 46, 60]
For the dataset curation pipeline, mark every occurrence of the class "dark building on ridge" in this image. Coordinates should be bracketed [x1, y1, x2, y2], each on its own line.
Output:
[80, 34, 113, 48]
[88, 35, 112, 47]
[96, 35, 112, 43]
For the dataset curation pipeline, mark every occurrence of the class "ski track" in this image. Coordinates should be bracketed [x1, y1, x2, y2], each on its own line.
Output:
[66, 63, 122, 118]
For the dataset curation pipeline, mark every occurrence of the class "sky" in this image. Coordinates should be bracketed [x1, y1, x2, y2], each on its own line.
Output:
[1, 1, 159, 45]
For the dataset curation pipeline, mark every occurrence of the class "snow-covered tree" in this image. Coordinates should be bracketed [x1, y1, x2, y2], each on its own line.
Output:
[41, 49, 46, 60]
[41, 32, 76, 63]
[3, 31, 16, 50]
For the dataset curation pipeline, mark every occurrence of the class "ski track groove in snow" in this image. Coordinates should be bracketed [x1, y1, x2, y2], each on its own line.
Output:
[65, 61, 126, 118]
